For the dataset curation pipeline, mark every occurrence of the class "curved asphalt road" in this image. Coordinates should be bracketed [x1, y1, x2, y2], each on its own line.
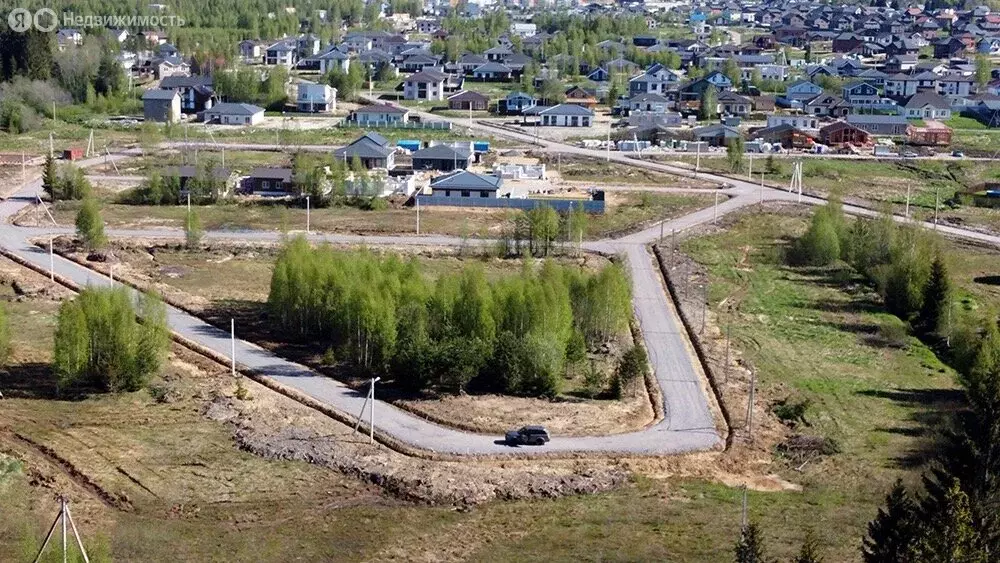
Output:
[7, 129, 1000, 456]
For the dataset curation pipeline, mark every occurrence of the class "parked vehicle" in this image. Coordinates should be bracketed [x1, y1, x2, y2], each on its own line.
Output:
[504, 425, 550, 446]
[902, 151, 918, 158]
[952, 150, 965, 158]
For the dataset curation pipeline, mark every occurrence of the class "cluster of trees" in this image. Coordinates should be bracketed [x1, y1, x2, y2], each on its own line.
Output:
[75, 196, 107, 250]
[267, 238, 633, 397]
[495, 205, 588, 258]
[42, 157, 92, 202]
[126, 160, 227, 206]
[732, 524, 823, 563]
[790, 199, 951, 331]
[214, 65, 289, 110]
[53, 287, 169, 393]
[323, 62, 367, 102]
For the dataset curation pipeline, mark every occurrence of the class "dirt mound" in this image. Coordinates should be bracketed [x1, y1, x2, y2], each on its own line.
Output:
[205, 395, 628, 506]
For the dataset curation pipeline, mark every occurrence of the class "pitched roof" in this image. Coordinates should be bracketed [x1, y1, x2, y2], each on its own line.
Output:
[353, 103, 408, 114]
[334, 134, 394, 160]
[473, 62, 513, 73]
[536, 104, 595, 116]
[430, 170, 502, 190]
[904, 91, 951, 109]
[405, 70, 448, 83]
[204, 102, 264, 116]
[447, 90, 490, 102]
[142, 88, 178, 101]
[249, 167, 293, 181]
[160, 75, 213, 89]
[412, 144, 472, 160]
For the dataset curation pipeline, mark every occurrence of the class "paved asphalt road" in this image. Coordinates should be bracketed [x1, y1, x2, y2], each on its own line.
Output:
[6, 124, 1000, 456]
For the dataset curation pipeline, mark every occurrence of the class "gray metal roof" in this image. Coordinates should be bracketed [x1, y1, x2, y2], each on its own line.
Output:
[430, 170, 502, 190]
[412, 144, 472, 160]
[204, 102, 264, 116]
[142, 88, 178, 101]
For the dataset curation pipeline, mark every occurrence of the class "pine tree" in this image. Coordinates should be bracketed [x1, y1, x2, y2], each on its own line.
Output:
[862, 480, 921, 563]
[917, 256, 950, 335]
[42, 155, 58, 201]
[794, 530, 823, 563]
[919, 479, 986, 563]
[75, 197, 106, 250]
[734, 523, 770, 563]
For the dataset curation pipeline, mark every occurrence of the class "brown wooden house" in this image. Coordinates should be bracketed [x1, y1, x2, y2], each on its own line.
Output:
[819, 121, 871, 146]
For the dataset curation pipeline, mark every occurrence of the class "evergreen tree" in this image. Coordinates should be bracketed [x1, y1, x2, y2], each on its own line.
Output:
[699, 85, 719, 121]
[917, 256, 951, 335]
[75, 197, 106, 250]
[919, 480, 986, 563]
[862, 480, 921, 563]
[734, 523, 770, 563]
[794, 530, 823, 563]
[42, 155, 58, 201]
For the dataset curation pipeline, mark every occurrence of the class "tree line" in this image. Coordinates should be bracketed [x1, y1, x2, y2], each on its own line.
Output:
[787, 199, 1000, 559]
[267, 237, 634, 397]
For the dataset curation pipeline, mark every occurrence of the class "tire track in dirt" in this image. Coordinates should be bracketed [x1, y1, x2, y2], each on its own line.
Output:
[2, 429, 132, 510]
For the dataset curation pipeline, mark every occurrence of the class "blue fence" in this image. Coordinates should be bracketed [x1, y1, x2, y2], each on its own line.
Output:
[416, 195, 605, 214]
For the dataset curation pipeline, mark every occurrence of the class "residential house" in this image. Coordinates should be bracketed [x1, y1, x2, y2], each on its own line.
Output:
[805, 93, 851, 117]
[447, 90, 489, 111]
[142, 89, 181, 123]
[316, 48, 351, 74]
[398, 54, 440, 73]
[143, 56, 190, 79]
[500, 91, 536, 115]
[239, 40, 264, 63]
[297, 82, 337, 113]
[934, 37, 968, 59]
[766, 115, 819, 129]
[412, 144, 471, 171]
[842, 81, 881, 107]
[202, 103, 264, 125]
[692, 124, 742, 147]
[902, 91, 952, 120]
[718, 92, 752, 116]
[417, 18, 440, 34]
[845, 114, 909, 136]
[348, 103, 409, 125]
[819, 121, 872, 145]
[784, 79, 824, 102]
[457, 54, 489, 75]
[403, 70, 447, 101]
[526, 104, 595, 127]
[484, 46, 513, 62]
[244, 167, 294, 195]
[833, 32, 865, 52]
[564, 86, 599, 109]
[884, 55, 919, 74]
[628, 64, 683, 97]
[628, 93, 671, 113]
[938, 75, 976, 97]
[751, 124, 815, 149]
[429, 170, 501, 199]
[265, 39, 298, 67]
[333, 132, 396, 169]
[164, 165, 236, 195]
[159, 75, 215, 114]
[472, 62, 513, 81]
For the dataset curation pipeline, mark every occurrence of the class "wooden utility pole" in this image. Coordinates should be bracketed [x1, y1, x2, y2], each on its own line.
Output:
[746, 369, 757, 444]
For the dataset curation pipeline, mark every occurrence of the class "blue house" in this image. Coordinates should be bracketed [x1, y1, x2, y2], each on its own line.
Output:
[703, 71, 733, 91]
[501, 91, 537, 115]
[842, 81, 881, 107]
[784, 79, 823, 102]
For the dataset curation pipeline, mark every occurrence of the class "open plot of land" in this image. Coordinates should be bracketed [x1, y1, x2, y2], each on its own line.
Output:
[657, 207, 962, 560]
[23, 190, 715, 240]
[665, 155, 1000, 234]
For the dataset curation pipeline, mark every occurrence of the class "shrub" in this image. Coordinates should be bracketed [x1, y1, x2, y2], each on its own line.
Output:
[612, 344, 649, 399]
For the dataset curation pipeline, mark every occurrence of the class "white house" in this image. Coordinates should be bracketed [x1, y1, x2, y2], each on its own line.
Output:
[265, 39, 298, 67]
[902, 92, 952, 120]
[510, 23, 537, 38]
[530, 104, 594, 127]
[297, 82, 337, 112]
[403, 70, 447, 101]
[766, 114, 819, 129]
[349, 103, 410, 125]
[317, 48, 351, 74]
[203, 103, 265, 125]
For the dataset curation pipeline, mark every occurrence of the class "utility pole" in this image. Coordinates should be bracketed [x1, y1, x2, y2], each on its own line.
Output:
[713, 191, 719, 223]
[230, 319, 236, 376]
[306, 196, 311, 234]
[759, 172, 764, 205]
[49, 133, 54, 159]
[740, 485, 748, 530]
[746, 369, 757, 444]
[700, 283, 707, 335]
[353, 377, 381, 445]
[416, 196, 421, 234]
[670, 228, 676, 269]
[724, 321, 731, 384]
[187, 192, 191, 215]
[905, 184, 911, 219]
[605, 126, 610, 162]
[934, 187, 939, 229]
[695, 142, 701, 177]
[747, 153, 752, 181]
[49, 238, 54, 282]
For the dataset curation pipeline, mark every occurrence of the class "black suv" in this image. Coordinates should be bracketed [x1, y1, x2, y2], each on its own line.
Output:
[504, 425, 550, 446]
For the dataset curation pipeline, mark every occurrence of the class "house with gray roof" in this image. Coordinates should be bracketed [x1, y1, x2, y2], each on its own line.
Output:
[159, 74, 216, 113]
[348, 103, 410, 125]
[524, 104, 594, 127]
[846, 114, 909, 136]
[142, 89, 181, 123]
[403, 70, 447, 101]
[412, 144, 472, 171]
[902, 91, 952, 120]
[333, 132, 396, 169]
[429, 170, 502, 198]
[202, 102, 264, 125]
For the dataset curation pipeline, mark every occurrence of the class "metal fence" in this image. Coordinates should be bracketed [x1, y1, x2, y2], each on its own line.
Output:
[340, 120, 453, 130]
[416, 195, 605, 214]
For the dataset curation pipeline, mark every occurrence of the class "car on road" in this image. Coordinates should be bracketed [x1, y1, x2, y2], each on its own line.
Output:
[505, 425, 550, 446]
[952, 150, 965, 158]
[902, 151, 918, 158]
